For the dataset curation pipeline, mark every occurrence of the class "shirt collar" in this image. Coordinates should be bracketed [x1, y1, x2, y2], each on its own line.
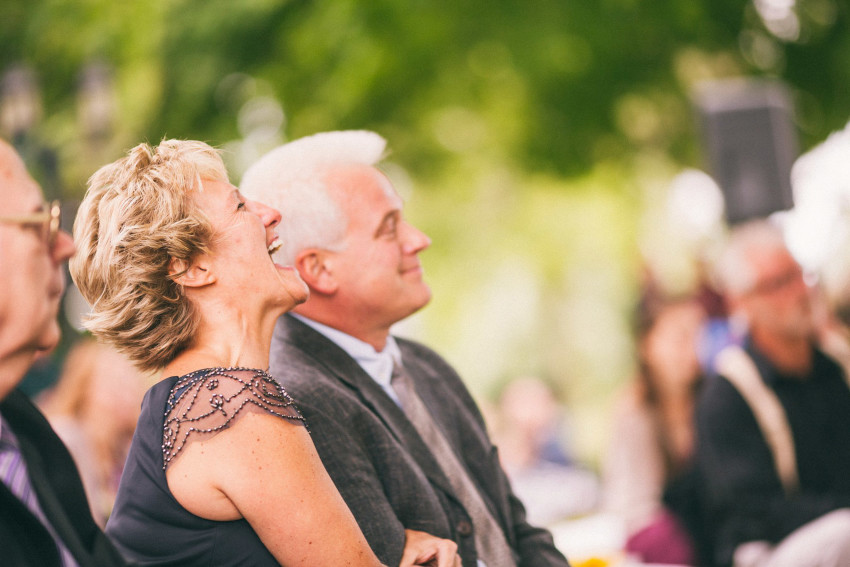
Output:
[291, 313, 402, 387]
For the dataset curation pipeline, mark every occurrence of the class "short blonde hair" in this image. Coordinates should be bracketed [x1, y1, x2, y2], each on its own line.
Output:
[70, 140, 228, 371]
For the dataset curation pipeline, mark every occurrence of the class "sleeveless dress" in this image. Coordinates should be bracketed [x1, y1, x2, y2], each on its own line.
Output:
[105, 367, 305, 566]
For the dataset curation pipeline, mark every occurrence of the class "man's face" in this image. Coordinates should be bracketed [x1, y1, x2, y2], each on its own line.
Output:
[326, 165, 432, 334]
[739, 246, 813, 341]
[0, 142, 75, 369]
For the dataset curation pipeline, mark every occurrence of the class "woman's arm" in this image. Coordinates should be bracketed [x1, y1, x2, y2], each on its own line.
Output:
[168, 409, 383, 566]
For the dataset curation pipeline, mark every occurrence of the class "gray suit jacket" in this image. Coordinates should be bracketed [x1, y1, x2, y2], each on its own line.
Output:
[269, 314, 569, 567]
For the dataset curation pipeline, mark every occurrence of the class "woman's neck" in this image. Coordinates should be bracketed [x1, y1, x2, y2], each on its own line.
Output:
[163, 304, 277, 378]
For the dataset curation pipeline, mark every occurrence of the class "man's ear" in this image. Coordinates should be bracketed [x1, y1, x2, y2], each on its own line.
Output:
[295, 249, 337, 295]
[168, 256, 216, 288]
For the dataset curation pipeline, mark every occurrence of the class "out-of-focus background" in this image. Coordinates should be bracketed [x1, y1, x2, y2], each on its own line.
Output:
[4, 1, 850, 556]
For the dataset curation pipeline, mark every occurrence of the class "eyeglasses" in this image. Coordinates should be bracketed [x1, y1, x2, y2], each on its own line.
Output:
[0, 200, 62, 248]
[748, 265, 804, 296]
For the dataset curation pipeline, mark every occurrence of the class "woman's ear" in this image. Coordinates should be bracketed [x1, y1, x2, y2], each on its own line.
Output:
[295, 249, 337, 295]
[168, 256, 217, 288]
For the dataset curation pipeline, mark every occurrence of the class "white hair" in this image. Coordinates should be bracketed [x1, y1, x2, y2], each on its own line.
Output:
[713, 219, 789, 297]
[240, 130, 387, 265]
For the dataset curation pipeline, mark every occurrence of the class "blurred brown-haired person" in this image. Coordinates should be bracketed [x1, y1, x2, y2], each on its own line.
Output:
[38, 337, 149, 526]
[603, 294, 707, 565]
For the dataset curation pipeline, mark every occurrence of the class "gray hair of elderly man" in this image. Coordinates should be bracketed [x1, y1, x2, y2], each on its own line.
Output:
[240, 130, 388, 266]
[712, 218, 791, 298]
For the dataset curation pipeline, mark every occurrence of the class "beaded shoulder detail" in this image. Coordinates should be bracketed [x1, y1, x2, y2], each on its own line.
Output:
[162, 367, 304, 470]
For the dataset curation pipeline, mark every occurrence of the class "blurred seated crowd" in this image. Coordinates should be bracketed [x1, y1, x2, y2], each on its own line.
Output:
[597, 219, 850, 567]
[2, 127, 850, 567]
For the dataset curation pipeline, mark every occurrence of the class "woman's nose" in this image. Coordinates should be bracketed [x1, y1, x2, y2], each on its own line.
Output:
[249, 200, 281, 229]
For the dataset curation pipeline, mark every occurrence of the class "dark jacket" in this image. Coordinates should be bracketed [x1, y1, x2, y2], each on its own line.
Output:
[694, 341, 850, 566]
[270, 314, 570, 567]
[0, 389, 129, 567]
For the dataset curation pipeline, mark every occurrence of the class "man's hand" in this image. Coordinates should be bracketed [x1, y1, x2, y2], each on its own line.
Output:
[399, 529, 461, 567]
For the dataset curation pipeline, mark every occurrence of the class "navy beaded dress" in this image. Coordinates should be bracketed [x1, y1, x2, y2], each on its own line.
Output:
[106, 368, 305, 566]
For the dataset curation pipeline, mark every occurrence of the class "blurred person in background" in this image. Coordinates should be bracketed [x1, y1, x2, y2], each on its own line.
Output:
[493, 375, 599, 527]
[602, 292, 707, 565]
[695, 219, 850, 567]
[71, 139, 458, 566]
[0, 138, 128, 565]
[240, 130, 570, 567]
[38, 336, 149, 526]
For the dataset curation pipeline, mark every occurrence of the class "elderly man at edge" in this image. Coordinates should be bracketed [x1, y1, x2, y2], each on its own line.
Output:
[0, 139, 129, 566]
[694, 219, 850, 567]
[240, 130, 570, 567]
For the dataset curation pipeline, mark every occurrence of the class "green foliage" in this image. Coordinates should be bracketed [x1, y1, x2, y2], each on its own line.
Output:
[4, 0, 849, 464]
[4, 0, 848, 184]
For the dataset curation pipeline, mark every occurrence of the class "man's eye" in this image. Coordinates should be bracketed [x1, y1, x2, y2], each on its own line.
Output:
[237, 201, 246, 210]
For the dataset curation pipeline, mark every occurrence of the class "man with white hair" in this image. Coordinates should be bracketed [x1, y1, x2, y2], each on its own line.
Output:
[694, 219, 850, 567]
[241, 130, 569, 567]
[0, 139, 128, 566]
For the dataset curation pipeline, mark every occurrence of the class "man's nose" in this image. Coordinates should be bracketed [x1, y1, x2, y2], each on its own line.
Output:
[53, 229, 76, 262]
[401, 221, 431, 254]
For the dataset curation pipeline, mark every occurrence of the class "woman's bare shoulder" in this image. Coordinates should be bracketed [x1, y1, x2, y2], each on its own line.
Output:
[162, 367, 305, 470]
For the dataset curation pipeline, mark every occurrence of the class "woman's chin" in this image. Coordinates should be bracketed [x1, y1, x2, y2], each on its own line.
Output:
[274, 268, 309, 309]
[289, 281, 310, 307]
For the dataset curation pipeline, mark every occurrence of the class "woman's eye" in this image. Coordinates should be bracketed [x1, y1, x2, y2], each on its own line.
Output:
[237, 201, 246, 211]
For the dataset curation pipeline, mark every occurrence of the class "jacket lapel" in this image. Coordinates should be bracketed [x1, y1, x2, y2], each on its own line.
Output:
[397, 344, 514, 536]
[277, 315, 458, 499]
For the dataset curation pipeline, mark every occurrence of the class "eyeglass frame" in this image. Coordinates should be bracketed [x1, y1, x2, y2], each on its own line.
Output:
[0, 200, 62, 248]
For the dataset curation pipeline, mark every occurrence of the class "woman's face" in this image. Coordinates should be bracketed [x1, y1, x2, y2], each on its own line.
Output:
[642, 302, 705, 389]
[192, 178, 309, 312]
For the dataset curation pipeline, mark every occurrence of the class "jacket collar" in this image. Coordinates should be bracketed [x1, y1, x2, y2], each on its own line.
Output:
[276, 314, 458, 499]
